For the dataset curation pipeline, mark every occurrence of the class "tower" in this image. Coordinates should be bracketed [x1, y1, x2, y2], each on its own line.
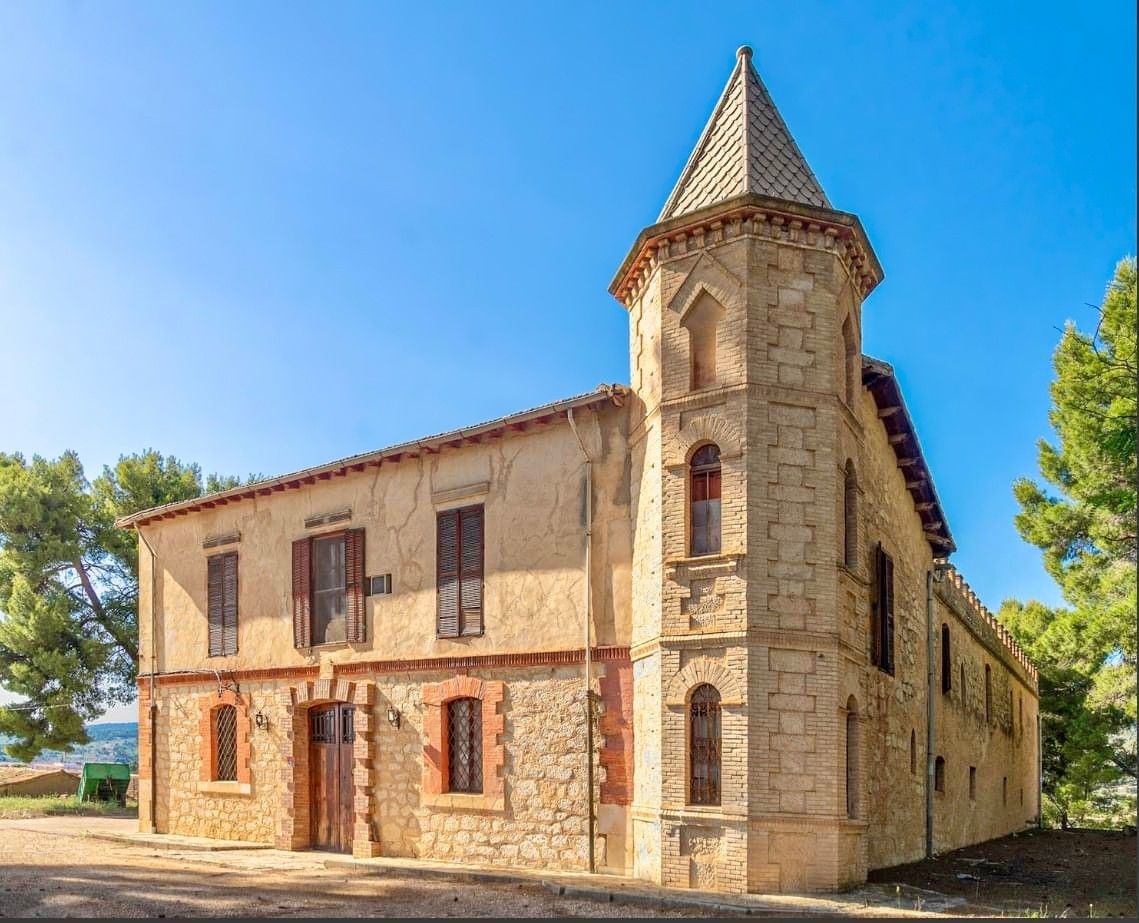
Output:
[612, 47, 883, 893]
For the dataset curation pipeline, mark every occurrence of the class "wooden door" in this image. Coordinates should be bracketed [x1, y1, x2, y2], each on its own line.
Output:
[309, 704, 356, 852]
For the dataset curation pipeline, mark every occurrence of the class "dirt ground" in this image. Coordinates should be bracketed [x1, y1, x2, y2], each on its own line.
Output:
[0, 824, 731, 919]
[868, 827, 1137, 917]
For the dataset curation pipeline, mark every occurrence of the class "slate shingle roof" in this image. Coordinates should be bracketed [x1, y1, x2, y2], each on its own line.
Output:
[658, 47, 830, 221]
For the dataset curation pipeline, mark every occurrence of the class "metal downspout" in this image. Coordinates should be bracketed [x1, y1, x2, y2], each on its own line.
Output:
[137, 526, 159, 835]
[925, 570, 937, 858]
[567, 407, 595, 874]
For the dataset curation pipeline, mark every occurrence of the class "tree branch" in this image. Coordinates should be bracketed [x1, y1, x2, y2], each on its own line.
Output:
[72, 557, 138, 661]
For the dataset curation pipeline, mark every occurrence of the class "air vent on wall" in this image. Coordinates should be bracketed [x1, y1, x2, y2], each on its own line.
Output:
[304, 509, 352, 529]
[368, 574, 392, 596]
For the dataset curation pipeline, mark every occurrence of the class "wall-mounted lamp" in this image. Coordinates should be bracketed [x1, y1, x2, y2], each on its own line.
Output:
[254, 710, 270, 730]
[386, 705, 401, 729]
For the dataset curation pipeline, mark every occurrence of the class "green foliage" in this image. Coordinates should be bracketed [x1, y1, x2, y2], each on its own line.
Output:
[0, 794, 136, 820]
[1005, 257, 1138, 829]
[0, 450, 240, 760]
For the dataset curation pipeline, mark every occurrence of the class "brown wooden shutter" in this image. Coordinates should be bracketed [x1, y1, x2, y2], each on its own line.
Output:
[459, 505, 484, 636]
[222, 552, 238, 656]
[345, 528, 366, 643]
[882, 549, 895, 675]
[869, 543, 881, 667]
[436, 510, 460, 638]
[207, 555, 224, 657]
[292, 537, 312, 649]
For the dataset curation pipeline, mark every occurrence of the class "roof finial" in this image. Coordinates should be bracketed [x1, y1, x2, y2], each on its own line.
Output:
[737, 44, 753, 63]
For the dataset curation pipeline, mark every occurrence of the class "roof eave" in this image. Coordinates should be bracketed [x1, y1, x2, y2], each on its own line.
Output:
[861, 355, 956, 555]
[115, 386, 626, 530]
[609, 193, 883, 306]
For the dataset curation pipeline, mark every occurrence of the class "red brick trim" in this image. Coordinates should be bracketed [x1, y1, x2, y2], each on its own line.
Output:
[197, 688, 251, 785]
[137, 686, 153, 783]
[421, 676, 505, 810]
[599, 661, 634, 805]
[140, 646, 631, 688]
[274, 679, 380, 858]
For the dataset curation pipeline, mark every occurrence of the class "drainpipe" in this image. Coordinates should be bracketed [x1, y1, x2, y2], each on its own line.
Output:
[925, 566, 947, 858]
[566, 407, 595, 874]
[137, 525, 159, 835]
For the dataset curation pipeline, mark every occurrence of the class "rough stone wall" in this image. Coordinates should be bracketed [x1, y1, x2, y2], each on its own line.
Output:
[842, 353, 1040, 873]
[148, 666, 622, 869]
[931, 588, 1039, 853]
[153, 679, 287, 844]
[842, 380, 935, 873]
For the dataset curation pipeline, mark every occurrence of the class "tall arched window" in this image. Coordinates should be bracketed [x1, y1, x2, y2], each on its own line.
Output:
[841, 315, 857, 407]
[447, 697, 483, 794]
[845, 696, 860, 818]
[934, 756, 946, 793]
[843, 461, 858, 568]
[689, 684, 721, 805]
[690, 444, 722, 557]
[984, 664, 992, 723]
[910, 729, 918, 775]
[941, 624, 952, 694]
[213, 704, 237, 782]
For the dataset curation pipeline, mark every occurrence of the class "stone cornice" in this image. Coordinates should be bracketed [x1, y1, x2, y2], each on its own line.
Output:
[609, 193, 884, 308]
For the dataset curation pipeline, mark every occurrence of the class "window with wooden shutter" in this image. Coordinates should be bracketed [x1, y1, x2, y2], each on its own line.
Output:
[344, 528, 366, 643]
[207, 552, 238, 657]
[941, 624, 952, 694]
[437, 505, 484, 638]
[871, 543, 895, 675]
[291, 538, 312, 649]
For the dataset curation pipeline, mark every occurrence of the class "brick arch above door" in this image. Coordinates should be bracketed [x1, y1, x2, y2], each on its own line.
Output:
[274, 678, 380, 857]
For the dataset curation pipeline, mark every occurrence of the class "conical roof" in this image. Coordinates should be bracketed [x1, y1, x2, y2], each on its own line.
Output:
[658, 46, 830, 221]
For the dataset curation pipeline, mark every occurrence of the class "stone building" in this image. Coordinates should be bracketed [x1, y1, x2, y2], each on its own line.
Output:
[119, 47, 1040, 893]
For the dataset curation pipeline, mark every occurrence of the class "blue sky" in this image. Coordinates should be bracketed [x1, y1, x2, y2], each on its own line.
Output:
[1, 3, 1135, 719]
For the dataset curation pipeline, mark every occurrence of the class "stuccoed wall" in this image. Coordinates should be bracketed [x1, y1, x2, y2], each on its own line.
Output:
[137, 402, 631, 677]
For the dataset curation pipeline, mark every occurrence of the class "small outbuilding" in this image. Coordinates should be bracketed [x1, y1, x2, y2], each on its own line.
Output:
[0, 765, 81, 797]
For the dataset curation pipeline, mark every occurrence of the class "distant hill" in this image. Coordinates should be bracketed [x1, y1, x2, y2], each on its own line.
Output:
[0, 722, 138, 770]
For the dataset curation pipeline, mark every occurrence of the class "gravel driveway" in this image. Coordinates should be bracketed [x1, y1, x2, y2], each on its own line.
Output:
[0, 821, 729, 918]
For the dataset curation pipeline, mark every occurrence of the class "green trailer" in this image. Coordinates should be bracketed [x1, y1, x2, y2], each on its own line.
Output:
[77, 762, 131, 805]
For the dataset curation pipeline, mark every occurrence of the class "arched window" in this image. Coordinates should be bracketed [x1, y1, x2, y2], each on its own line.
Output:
[843, 461, 858, 568]
[910, 729, 918, 775]
[447, 697, 483, 794]
[845, 696, 860, 818]
[984, 664, 992, 723]
[682, 291, 724, 391]
[934, 756, 946, 793]
[690, 444, 722, 557]
[841, 315, 857, 407]
[1003, 776, 1008, 806]
[689, 684, 721, 805]
[213, 704, 237, 782]
[941, 624, 952, 694]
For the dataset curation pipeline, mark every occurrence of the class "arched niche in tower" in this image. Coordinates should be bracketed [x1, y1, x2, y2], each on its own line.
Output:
[681, 290, 725, 391]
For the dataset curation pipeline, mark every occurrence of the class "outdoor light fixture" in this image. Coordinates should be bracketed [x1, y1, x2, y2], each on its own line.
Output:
[254, 710, 269, 730]
[386, 705, 401, 729]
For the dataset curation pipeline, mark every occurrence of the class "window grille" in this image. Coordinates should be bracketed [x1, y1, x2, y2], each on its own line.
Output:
[214, 705, 237, 781]
[447, 698, 483, 794]
[689, 684, 721, 805]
